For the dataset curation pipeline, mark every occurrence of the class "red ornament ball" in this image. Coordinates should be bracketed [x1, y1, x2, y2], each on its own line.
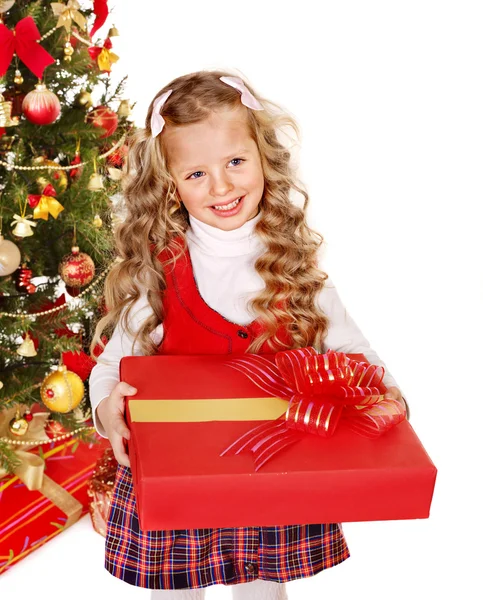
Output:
[87, 105, 118, 138]
[106, 143, 128, 168]
[22, 84, 61, 125]
[59, 246, 95, 288]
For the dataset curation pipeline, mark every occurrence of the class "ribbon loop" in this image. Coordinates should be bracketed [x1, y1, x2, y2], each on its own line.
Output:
[222, 349, 407, 470]
[0, 16, 56, 78]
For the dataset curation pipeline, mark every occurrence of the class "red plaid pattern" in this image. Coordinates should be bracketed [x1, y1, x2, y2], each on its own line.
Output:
[105, 465, 349, 589]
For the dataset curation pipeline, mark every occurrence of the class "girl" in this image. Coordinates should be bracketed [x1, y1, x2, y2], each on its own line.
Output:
[89, 70, 405, 600]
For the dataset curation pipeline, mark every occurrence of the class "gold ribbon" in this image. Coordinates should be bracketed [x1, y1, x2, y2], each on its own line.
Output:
[129, 397, 289, 423]
[50, 1, 87, 32]
[97, 47, 119, 72]
[0, 407, 83, 529]
[33, 195, 64, 220]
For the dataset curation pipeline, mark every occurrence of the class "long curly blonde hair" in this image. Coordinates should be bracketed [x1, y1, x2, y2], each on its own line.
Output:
[90, 69, 330, 359]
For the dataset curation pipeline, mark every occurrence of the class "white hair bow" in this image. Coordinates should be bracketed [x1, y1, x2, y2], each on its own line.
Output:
[219, 76, 263, 111]
[150, 89, 173, 138]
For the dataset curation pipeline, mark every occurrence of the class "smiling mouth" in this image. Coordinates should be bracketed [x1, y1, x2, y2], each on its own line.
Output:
[211, 196, 243, 211]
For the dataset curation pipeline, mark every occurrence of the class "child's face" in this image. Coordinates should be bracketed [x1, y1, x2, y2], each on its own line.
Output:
[164, 107, 265, 231]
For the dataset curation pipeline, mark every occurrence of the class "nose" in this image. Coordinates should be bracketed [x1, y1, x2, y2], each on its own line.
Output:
[210, 170, 234, 198]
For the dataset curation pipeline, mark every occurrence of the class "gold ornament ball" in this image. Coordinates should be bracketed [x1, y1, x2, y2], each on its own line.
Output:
[40, 366, 85, 413]
[64, 42, 74, 56]
[9, 416, 29, 437]
[14, 69, 23, 85]
[75, 89, 93, 110]
[93, 214, 103, 228]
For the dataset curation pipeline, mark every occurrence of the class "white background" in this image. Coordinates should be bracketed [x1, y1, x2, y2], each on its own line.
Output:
[1, 1, 482, 598]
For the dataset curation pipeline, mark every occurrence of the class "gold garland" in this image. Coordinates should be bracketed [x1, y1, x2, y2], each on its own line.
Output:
[0, 135, 126, 172]
[0, 260, 114, 318]
[0, 425, 95, 446]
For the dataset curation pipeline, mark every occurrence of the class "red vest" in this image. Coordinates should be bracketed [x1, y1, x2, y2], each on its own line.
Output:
[156, 243, 292, 355]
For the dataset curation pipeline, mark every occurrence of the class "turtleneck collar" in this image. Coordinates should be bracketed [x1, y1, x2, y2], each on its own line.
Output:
[186, 211, 265, 257]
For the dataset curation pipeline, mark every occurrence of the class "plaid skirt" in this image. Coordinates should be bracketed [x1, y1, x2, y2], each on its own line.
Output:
[105, 465, 350, 590]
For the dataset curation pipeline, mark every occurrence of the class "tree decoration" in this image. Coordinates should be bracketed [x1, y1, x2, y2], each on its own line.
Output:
[90, 0, 109, 39]
[88, 37, 119, 73]
[51, 1, 87, 33]
[11, 214, 36, 237]
[40, 364, 85, 413]
[28, 183, 64, 221]
[14, 263, 36, 294]
[59, 245, 95, 287]
[74, 89, 93, 109]
[87, 105, 118, 138]
[13, 68, 23, 84]
[0, 2, 16, 15]
[8, 409, 32, 437]
[16, 331, 37, 357]
[63, 40, 74, 62]
[2, 88, 24, 117]
[34, 158, 68, 192]
[0, 91, 19, 126]
[117, 99, 131, 118]
[0, 232, 21, 276]
[0, 16, 55, 78]
[22, 83, 61, 125]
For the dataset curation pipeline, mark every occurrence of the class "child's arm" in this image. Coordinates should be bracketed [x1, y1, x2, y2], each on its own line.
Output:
[89, 294, 164, 465]
[318, 277, 408, 414]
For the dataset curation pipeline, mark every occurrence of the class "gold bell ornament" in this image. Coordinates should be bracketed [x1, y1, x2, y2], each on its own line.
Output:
[16, 332, 37, 357]
[75, 89, 93, 110]
[88, 157, 104, 191]
[108, 24, 120, 37]
[93, 214, 103, 228]
[40, 364, 85, 413]
[107, 166, 122, 181]
[0, 92, 20, 127]
[11, 214, 37, 238]
[87, 172, 104, 191]
[117, 99, 131, 118]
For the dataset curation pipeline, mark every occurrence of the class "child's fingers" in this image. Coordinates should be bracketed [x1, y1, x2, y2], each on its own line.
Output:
[112, 411, 131, 440]
[111, 431, 131, 467]
[115, 382, 137, 404]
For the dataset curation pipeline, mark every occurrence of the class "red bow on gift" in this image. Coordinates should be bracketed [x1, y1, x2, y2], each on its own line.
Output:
[0, 17, 56, 79]
[221, 348, 406, 470]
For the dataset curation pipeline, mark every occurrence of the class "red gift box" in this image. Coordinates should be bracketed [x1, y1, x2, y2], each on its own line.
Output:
[0, 436, 110, 575]
[122, 354, 437, 531]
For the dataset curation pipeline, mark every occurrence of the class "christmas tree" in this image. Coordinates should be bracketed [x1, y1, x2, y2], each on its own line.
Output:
[0, 0, 131, 473]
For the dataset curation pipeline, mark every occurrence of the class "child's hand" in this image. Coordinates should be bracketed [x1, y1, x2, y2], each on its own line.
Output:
[96, 382, 137, 467]
[384, 386, 409, 417]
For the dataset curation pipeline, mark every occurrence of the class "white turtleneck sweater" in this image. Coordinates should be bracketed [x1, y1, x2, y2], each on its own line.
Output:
[89, 212, 399, 437]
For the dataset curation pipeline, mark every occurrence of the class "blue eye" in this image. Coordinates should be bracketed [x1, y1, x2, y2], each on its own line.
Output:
[230, 158, 245, 166]
[188, 171, 204, 179]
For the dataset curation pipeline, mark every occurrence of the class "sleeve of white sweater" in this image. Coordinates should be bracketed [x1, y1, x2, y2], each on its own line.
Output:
[317, 277, 400, 390]
[89, 278, 402, 438]
[88, 294, 164, 438]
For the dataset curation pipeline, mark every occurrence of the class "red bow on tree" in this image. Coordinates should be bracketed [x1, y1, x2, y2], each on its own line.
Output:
[90, 0, 109, 39]
[0, 16, 56, 78]
[221, 348, 407, 470]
